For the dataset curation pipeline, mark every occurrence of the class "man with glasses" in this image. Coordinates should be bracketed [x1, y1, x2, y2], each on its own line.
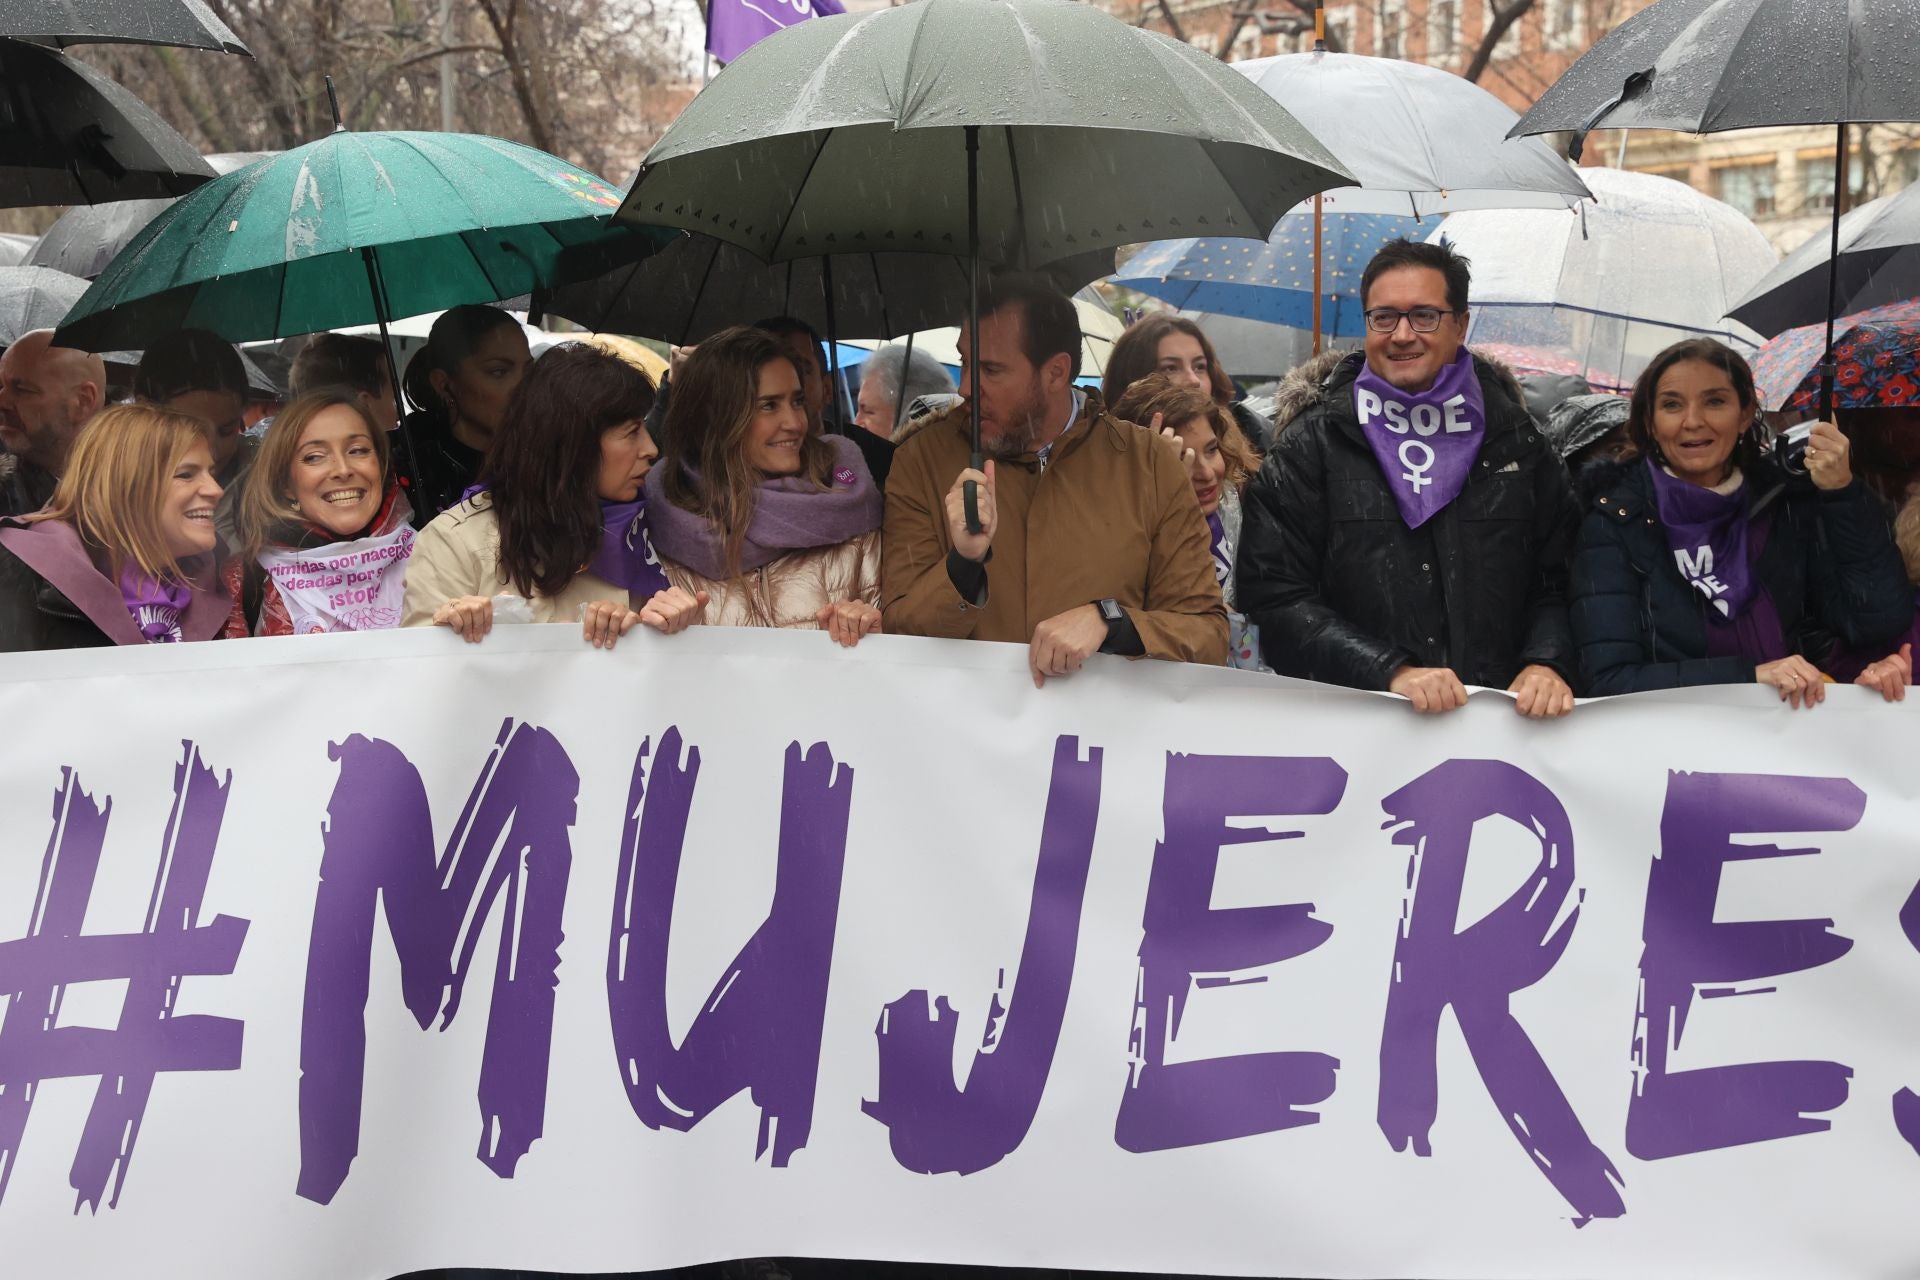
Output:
[1236, 239, 1581, 716]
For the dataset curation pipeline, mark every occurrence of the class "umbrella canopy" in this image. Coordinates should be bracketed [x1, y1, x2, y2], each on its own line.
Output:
[0, 263, 85, 345]
[0, 232, 35, 265]
[545, 231, 1116, 344]
[1511, 0, 1920, 139]
[1233, 51, 1592, 216]
[1111, 208, 1423, 336]
[26, 152, 270, 280]
[0, 37, 215, 208]
[1726, 189, 1920, 337]
[1751, 300, 1920, 413]
[619, 0, 1352, 268]
[3, 0, 249, 54]
[54, 132, 671, 352]
[1429, 168, 1778, 393]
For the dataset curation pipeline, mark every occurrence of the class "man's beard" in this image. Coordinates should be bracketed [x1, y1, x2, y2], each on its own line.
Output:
[980, 379, 1050, 461]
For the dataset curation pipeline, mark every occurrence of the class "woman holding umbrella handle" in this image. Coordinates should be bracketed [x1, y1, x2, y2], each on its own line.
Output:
[1569, 339, 1910, 705]
[401, 343, 706, 646]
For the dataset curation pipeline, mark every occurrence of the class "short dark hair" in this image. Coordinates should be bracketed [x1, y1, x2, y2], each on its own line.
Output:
[133, 328, 248, 403]
[400, 304, 521, 427]
[482, 343, 656, 600]
[291, 333, 387, 399]
[977, 276, 1082, 383]
[1626, 337, 1764, 478]
[752, 314, 827, 380]
[1361, 239, 1472, 314]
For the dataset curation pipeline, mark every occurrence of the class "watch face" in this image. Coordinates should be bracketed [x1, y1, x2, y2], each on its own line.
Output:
[1099, 599, 1122, 623]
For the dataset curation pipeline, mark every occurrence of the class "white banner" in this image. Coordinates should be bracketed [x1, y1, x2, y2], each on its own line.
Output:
[2, 627, 1918, 1279]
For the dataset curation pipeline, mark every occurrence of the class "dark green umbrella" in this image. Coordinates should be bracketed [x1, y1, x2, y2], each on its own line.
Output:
[622, 0, 1352, 528]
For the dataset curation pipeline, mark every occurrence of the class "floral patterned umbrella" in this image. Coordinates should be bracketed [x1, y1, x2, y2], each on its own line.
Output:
[1751, 300, 1920, 413]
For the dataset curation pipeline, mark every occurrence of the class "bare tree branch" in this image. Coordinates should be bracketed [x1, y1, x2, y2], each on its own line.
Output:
[1463, 0, 1536, 84]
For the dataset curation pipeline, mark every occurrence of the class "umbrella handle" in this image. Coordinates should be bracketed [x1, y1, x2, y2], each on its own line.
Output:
[963, 453, 983, 534]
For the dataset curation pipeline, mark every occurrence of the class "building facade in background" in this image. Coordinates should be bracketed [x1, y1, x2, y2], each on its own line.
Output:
[1100, 0, 1920, 253]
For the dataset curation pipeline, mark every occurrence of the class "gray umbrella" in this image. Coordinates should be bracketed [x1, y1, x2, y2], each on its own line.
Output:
[0, 232, 35, 265]
[545, 231, 1117, 344]
[623, 0, 1350, 527]
[4, 0, 249, 55]
[0, 263, 85, 345]
[26, 152, 271, 279]
[0, 39, 215, 208]
[1726, 190, 1920, 337]
[1508, 0, 1920, 417]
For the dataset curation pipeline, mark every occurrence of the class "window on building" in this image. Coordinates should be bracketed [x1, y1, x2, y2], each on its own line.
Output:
[1543, 0, 1583, 49]
[1428, 0, 1459, 58]
[1715, 162, 1777, 218]
[1800, 153, 1867, 213]
[1325, 4, 1355, 50]
[1375, 0, 1406, 58]
[1893, 148, 1920, 189]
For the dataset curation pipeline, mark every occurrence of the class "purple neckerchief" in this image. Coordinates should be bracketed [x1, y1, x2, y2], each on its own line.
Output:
[587, 496, 670, 598]
[1646, 460, 1763, 621]
[119, 562, 190, 643]
[461, 484, 670, 598]
[1691, 496, 1788, 664]
[0, 518, 229, 645]
[1206, 511, 1231, 586]
[645, 433, 881, 581]
[1351, 348, 1487, 528]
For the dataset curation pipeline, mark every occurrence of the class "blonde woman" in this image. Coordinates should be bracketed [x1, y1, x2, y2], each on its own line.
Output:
[0, 404, 229, 650]
[647, 326, 883, 645]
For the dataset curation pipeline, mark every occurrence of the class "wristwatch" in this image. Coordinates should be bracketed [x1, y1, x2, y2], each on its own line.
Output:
[1096, 598, 1124, 633]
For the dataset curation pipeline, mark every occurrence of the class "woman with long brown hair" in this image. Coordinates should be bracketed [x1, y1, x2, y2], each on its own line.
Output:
[1103, 312, 1271, 451]
[223, 390, 414, 636]
[648, 325, 883, 644]
[402, 342, 705, 647]
[0, 404, 229, 649]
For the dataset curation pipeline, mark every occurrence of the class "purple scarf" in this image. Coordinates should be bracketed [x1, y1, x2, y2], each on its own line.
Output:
[1206, 511, 1231, 587]
[463, 484, 670, 599]
[1352, 349, 1488, 528]
[1646, 461, 1787, 663]
[118, 563, 190, 644]
[644, 434, 882, 581]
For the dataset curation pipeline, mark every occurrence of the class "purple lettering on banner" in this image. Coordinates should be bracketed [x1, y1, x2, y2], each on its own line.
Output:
[1115, 753, 1346, 1152]
[0, 745, 246, 1212]
[1629, 771, 1862, 1161]
[607, 729, 852, 1165]
[1379, 759, 1625, 1223]
[297, 720, 577, 1205]
[1897, 881, 1920, 1159]
[864, 736, 1102, 1174]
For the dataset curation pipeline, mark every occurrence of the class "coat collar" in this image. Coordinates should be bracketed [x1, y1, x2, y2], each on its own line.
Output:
[0, 518, 230, 644]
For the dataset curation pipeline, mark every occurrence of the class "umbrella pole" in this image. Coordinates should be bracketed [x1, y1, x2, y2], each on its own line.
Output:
[963, 124, 984, 535]
[1818, 123, 1847, 422]
[822, 254, 845, 426]
[896, 330, 916, 435]
[360, 248, 426, 506]
[1311, 192, 1324, 357]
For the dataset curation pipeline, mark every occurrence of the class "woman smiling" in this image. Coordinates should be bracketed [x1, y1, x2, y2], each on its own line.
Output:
[0, 405, 230, 650]
[649, 326, 884, 644]
[223, 390, 414, 637]
[1570, 338, 1909, 705]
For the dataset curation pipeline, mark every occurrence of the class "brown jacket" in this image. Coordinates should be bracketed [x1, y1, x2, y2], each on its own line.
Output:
[881, 390, 1227, 664]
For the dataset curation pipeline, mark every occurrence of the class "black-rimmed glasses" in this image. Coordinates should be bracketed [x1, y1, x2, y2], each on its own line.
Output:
[1363, 306, 1461, 334]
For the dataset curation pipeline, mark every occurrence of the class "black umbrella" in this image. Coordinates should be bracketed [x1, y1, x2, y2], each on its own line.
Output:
[0, 263, 86, 345]
[26, 152, 271, 279]
[1508, 0, 1920, 418]
[0, 38, 215, 208]
[4, 0, 249, 55]
[544, 230, 1117, 344]
[1726, 190, 1920, 338]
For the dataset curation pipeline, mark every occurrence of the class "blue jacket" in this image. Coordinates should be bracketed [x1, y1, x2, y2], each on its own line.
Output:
[1568, 457, 1910, 695]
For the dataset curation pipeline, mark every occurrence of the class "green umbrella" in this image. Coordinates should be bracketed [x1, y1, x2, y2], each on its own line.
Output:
[622, 0, 1350, 529]
[55, 129, 663, 354]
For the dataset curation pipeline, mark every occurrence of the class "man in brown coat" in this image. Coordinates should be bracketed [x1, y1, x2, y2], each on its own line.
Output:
[882, 278, 1226, 685]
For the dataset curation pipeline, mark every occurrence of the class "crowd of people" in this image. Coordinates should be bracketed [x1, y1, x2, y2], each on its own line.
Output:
[1, 237, 1915, 711]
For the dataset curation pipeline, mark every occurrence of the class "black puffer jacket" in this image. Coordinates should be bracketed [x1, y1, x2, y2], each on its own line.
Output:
[0, 542, 114, 651]
[1569, 457, 1910, 695]
[1236, 350, 1580, 691]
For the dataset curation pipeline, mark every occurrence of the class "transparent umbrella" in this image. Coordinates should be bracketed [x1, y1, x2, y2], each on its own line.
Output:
[1427, 168, 1779, 393]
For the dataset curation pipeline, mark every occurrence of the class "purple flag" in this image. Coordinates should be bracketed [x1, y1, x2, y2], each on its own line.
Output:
[706, 0, 846, 64]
